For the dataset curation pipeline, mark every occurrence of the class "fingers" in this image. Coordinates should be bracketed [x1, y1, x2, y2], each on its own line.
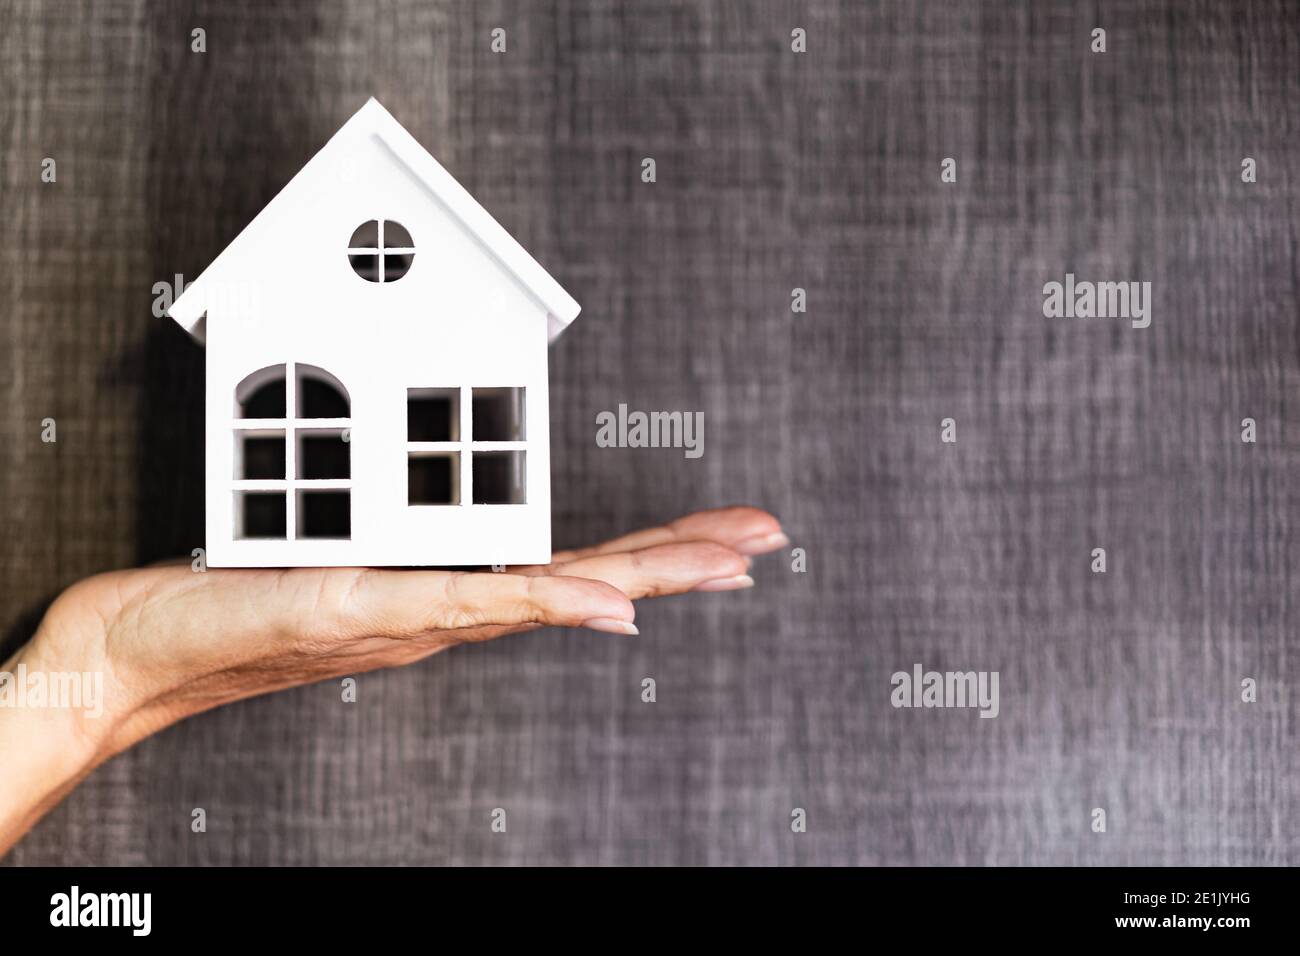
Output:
[335, 569, 639, 638]
[137, 507, 786, 660]
[549, 506, 788, 563]
[518, 541, 752, 599]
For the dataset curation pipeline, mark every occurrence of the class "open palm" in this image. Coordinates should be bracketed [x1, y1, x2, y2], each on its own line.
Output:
[24, 507, 786, 760]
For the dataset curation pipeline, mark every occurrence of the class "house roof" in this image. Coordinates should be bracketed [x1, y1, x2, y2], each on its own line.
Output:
[168, 98, 581, 343]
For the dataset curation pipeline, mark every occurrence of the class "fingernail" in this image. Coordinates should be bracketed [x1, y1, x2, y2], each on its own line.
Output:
[583, 617, 639, 636]
[693, 574, 755, 592]
[734, 531, 789, 555]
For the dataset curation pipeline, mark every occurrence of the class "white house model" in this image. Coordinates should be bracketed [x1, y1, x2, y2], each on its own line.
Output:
[167, 98, 580, 568]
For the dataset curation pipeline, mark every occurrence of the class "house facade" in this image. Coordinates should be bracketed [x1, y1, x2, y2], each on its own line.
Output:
[168, 100, 579, 567]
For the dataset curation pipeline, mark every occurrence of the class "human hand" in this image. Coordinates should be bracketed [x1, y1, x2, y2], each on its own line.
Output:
[0, 506, 787, 854]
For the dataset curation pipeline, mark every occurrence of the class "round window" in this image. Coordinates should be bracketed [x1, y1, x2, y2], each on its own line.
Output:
[348, 220, 414, 282]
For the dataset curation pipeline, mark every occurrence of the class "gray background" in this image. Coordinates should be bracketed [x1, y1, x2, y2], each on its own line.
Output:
[2, 0, 1297, 865]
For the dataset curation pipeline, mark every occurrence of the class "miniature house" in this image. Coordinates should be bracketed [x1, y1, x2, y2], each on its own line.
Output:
[167, 99, 580, 567]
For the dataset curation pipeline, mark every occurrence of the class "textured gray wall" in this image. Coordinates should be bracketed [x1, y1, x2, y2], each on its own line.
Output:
[1, 0, 1297, 865]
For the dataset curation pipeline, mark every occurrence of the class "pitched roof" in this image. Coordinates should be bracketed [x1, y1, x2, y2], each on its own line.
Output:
[168, 98, 581, 343]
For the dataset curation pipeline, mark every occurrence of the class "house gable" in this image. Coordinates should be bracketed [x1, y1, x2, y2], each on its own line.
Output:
[168, 98, 580, 344]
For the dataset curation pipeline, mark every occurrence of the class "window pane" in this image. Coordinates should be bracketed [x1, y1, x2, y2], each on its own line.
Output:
[408, 388, 459, 441]
[236, 491, 287, 539]
[298, 367, 350, 418]
[237, 430, 286, 480]
[383, 221, 413, 247]
[383, 251, 413, 281]
[235, 365, 287, 418]
[297, 429, 350, 479]
[472, 387, 525, 441]
[348, 220, 379, 247]
[472, 451, 525, 504]
[297, 490, 351, 538]
[348, 253, 379, 282]
[409, 452, 459, 505]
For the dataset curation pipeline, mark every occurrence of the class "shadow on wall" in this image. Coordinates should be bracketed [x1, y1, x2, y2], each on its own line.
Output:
[138, 2, 326, 565]
[0, 598, 57, 662]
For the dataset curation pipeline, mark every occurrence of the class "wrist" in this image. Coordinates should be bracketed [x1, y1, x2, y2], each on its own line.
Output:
[2, 640, 110, 755]
[0, 642, 112, 854]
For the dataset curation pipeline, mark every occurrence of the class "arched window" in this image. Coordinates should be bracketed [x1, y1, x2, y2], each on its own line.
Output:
[233, 363, 352, 540]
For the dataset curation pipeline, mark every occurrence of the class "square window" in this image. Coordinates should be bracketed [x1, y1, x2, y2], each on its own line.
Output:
[409, 452, 459, 505]
[297, 490, 351, 539]
[472, 387, 525, 441]
[237, 431, 285, 480]
[297, 429, 350, 479]
[472, 451, 525, 504]
[236, 491, 287, 539]
[408, 388, 459, 442]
